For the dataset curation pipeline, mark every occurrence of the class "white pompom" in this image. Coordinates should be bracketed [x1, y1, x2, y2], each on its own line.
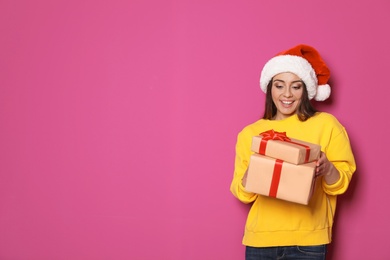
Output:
[314, 84, 331, 101]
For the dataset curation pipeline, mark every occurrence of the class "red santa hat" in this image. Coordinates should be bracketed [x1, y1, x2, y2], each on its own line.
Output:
[260, 44, 331, 101]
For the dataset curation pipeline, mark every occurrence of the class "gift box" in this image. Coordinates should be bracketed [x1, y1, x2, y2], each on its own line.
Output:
[245, 154, 317, 205]
[251, 130, 321, 165]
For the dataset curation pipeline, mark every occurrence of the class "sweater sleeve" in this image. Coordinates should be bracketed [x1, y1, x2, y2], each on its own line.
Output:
[322, 126, 356, 195]
[230, 130, 258, 203]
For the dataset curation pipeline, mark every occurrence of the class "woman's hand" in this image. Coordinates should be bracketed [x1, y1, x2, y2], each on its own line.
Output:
[316, 152, 340, 184]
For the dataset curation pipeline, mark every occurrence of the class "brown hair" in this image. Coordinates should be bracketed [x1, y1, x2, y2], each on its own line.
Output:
[262, 80, 317, 121]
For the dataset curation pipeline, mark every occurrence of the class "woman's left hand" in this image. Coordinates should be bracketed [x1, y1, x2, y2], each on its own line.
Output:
[315, 152, 332, 177]
[315, 152, 340, 184]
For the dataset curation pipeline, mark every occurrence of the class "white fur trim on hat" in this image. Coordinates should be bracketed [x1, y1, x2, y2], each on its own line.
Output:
[260, 55, 318, 100]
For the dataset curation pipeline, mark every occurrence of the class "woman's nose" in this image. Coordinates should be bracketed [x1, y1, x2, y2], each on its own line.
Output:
[283, 87, 292, 97]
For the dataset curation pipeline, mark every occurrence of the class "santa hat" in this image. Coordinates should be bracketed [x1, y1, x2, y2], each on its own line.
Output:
[260, 44, 331, 101]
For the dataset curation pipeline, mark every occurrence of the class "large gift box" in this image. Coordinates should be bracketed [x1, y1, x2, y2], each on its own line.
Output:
[251, 130, 321, 165]
[245, 154, 317, 205]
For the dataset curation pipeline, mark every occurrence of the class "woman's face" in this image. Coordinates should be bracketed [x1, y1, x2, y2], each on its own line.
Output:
[271, 72, 304, 120]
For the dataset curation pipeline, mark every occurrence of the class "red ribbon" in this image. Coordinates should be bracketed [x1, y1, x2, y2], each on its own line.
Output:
[269, 159, 283, 198]
[287, 140, 311, 163]
[259, 130, 311, 163]
[259, 130, 291, 155]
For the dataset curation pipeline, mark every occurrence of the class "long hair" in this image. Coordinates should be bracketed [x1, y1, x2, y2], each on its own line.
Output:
[262, 80, 318, 121]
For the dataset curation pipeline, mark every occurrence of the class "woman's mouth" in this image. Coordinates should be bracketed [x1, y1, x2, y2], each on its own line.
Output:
[281, 100, 294, 106]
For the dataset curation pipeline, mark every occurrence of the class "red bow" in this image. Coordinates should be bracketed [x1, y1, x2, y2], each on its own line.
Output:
[258, 130, 291, 156]
[260, 130, 291, 142]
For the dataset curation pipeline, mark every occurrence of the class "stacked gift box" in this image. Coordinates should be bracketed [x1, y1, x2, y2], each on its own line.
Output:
[244, 130, 321, 205]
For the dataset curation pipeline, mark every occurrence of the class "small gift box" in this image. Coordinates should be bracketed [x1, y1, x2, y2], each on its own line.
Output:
[245, 154, 317, 205]
[251, 130, 321, 165]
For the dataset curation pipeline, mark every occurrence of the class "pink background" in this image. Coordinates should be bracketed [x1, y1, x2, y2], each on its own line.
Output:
[1, 1, 389, 259]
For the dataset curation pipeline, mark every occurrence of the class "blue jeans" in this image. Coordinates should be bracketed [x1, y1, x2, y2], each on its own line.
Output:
[245, 245, 327, 260]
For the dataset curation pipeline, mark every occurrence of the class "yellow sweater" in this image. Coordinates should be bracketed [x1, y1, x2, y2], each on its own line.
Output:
[230, 112, 356, 247]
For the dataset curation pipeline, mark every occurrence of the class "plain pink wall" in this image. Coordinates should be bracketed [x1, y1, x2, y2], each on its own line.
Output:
[1, 1, 389, 259]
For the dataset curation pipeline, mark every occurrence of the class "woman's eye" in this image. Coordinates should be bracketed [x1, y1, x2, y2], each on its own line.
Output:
[275, 85, 283, 89]
[293, 85, 302, 90]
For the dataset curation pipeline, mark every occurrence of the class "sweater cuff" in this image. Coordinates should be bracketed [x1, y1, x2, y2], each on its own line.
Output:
[322, 172, 347, 195]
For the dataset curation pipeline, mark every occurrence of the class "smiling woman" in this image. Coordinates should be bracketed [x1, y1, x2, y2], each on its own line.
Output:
[230, 44, 356, 260]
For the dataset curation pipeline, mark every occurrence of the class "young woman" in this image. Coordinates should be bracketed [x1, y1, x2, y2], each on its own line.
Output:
[230, 44, 356, 260]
